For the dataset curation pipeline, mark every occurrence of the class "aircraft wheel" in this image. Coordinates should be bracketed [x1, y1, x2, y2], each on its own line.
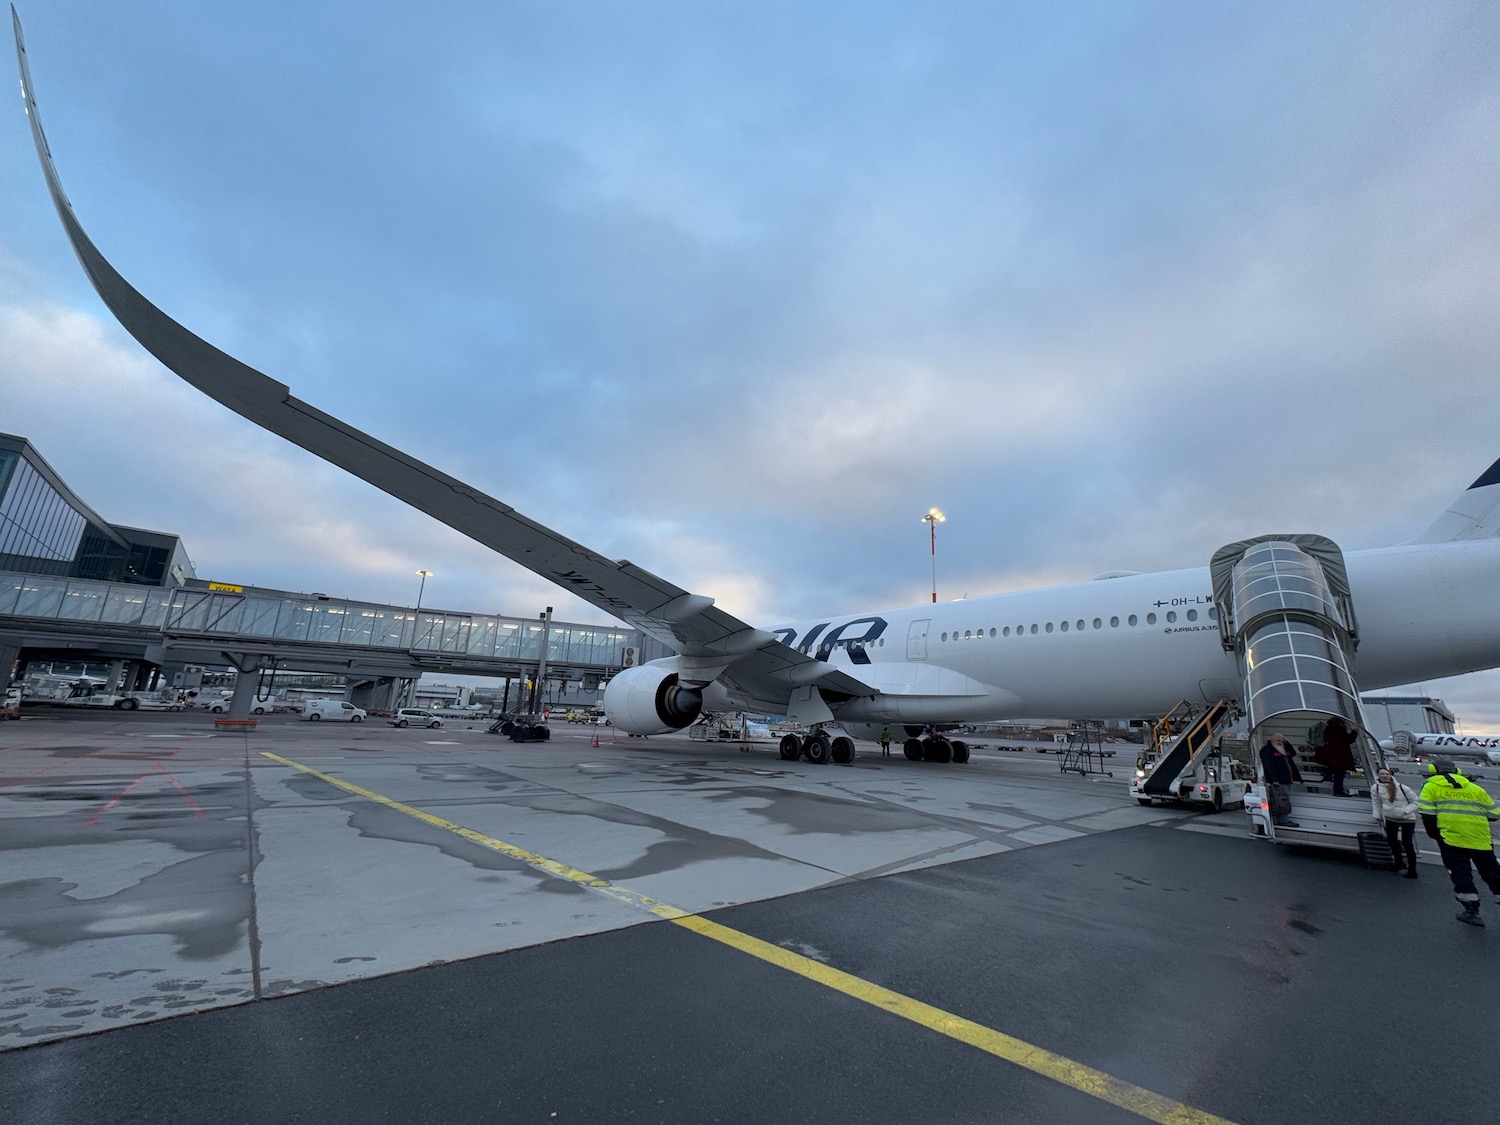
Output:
[779, 734, 801, 761]
[926, 737, 953, 764]
[951, 740, 970, 764]
[804, 732, 832, 765]
[397, 719, 409, 728]
[309, 713, 322, 722]
[903, 738, 923, 762]
[831, 736, 855, 765]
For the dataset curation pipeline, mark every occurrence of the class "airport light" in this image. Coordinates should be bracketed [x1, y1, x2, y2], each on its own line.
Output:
[922, 508, 945, 604]
[414, 569, 434, 613]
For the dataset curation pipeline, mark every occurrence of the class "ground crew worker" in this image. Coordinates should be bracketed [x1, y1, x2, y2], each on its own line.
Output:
[1417, 757, 1500, 927]
[880, 727, 892, 758]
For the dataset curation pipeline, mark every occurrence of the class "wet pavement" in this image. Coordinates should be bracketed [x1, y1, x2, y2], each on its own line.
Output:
[1, 714, 1494, 1124]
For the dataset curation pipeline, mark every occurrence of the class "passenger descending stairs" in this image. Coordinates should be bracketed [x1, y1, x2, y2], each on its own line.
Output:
[1138, 699, 1233, 797]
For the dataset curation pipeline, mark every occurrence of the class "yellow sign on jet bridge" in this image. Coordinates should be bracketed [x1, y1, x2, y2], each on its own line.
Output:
[207, 582, 244, 593]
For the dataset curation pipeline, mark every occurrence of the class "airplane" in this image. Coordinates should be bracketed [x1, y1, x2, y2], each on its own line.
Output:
[12, 12, 1500, 765]
[1378, 732, 1500, 767]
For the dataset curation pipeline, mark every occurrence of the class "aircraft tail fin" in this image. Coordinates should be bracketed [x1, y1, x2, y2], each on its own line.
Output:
[1408, 457, 1500, 543]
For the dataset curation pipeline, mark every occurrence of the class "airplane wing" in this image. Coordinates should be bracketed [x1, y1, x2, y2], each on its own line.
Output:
[11, 11, 873, 697]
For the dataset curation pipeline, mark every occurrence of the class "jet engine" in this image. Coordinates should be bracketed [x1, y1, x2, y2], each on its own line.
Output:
[602, 661, 707, 735]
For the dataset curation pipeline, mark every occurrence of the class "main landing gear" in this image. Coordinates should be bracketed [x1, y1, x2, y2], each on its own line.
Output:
[778, 728, 858, 765]
[902, 734, 970, 765]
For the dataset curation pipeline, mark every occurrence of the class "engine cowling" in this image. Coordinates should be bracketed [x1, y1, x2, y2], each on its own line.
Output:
[602, 661, 706, 735]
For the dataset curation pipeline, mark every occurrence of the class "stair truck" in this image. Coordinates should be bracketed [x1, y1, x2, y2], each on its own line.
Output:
[1130, 699, 1252, 811]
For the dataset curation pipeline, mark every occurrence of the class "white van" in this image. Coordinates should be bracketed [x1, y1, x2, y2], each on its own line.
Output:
[305, 699, 366, 722]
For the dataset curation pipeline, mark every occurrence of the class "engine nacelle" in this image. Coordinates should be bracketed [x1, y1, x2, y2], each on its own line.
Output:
[602, 660, 706, 735]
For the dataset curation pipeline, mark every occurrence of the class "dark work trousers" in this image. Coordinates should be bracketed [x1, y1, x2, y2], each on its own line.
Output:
[1382, 820, 1417, 870]
[1435, 839, 1500, 903]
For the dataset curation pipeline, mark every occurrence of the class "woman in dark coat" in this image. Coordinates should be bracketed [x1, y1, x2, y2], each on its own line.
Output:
[1315, 716, 1359, 796]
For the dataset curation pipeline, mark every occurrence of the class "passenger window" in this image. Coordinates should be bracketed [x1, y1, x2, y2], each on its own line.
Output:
[1003, 626, 1010, 637]
[1077, 619, 1085, 631]
[964, 630, 971, 639]
[1045, 622, 1054, 633]
[1110, 616, 1119, 627]
[1147, 612, 1157, 625]
[1208, 608, 1218, 621]
[1128, 614, 1138, 626]
[1060, 621, 1069, 632]
[941, 633, 948, 642]
[1187, 609, 1198, 622]
[989, 628, 996, 638]
[1166, 611, 1177, 623]
[1030, 624, 1038, 634]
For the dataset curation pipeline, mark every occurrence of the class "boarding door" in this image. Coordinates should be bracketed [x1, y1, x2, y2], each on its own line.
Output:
[907, 619, 930, 661]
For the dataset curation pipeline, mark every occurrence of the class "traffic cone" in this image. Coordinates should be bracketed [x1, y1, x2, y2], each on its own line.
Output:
[591, 732, 600, 748]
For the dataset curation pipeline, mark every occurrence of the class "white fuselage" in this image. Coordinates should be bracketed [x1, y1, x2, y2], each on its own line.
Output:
[759, 539, 1500, 723]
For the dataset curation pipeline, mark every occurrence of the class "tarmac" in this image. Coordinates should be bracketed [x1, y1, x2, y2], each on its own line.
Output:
[1, 712, 1495, 1124]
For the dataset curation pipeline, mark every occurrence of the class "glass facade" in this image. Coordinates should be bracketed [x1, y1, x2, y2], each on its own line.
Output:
[0, 453, 88, 569]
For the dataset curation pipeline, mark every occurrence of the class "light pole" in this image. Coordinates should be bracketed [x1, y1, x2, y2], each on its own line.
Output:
[921, 508, 945, 603]
[413, 569, 434, 648]
[408, 569, 435, 707]
[414, 569, 434, 613]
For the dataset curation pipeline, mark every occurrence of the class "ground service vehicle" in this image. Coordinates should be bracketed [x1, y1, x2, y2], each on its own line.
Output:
[305, 699, 366, 722]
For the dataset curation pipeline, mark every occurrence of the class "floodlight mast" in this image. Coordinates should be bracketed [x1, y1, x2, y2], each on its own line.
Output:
[922, 508, 945, 603]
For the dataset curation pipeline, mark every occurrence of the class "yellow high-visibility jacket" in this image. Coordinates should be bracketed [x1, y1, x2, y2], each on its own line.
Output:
[1418, 771, 1500, 850]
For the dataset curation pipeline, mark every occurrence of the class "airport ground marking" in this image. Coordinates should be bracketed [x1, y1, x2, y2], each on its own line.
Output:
[261, 751, 1238, 1125]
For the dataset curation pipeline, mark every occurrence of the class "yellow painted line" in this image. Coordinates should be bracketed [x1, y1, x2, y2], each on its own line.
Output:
[262, 751, 1237, 1125]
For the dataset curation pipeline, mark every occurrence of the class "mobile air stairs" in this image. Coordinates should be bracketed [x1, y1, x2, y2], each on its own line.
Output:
[1060, 720, 1113, 778]
[1129, 698, 1245, 810]
[1213, 536, 1387, 856]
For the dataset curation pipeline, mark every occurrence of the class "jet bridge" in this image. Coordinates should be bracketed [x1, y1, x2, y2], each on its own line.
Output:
[1212, 536, 1385, 852]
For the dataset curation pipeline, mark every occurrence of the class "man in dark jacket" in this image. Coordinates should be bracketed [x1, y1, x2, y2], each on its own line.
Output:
[1259, 734, 1302, 827]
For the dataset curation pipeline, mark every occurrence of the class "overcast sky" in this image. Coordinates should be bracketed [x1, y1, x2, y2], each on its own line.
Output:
[4, 2, 1500, 726]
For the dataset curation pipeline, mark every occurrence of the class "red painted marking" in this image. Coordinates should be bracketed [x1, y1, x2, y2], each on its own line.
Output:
[85, 768, 159, 826]
[155, 763, 208, 821]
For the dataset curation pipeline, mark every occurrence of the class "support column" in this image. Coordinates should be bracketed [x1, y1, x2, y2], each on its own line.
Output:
[226, 668, 260, 720]
[218, 653, 266, 722]
[0, 642, 22, 685]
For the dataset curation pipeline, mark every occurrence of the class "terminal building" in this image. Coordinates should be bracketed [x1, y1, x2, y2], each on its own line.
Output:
[1, 433, 195, 590]
[0, 433, 667, 713]
[1358, 694, 1457, 741]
